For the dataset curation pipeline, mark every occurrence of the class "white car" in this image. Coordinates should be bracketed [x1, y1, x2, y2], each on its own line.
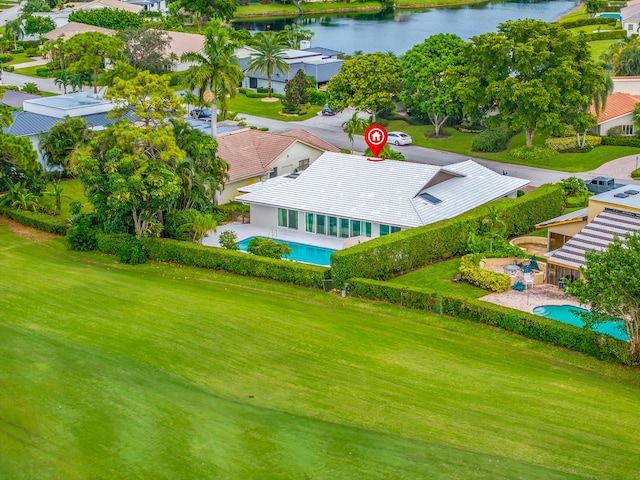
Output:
[387, 131, 412, 146]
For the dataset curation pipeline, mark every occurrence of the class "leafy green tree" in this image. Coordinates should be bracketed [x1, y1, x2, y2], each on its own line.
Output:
[481, 206, 505, 253]
[559, 176, 589, 199]
[19, 0, 49, 15]
[246, 31, 289, 98]
[21, 82, 39, 94]
[98, 60, 137, 89]
[23, 14, 55, 35]
[248, 237, 291, 259]
[568, 232, 640, 363]
[69, 9, 143, 30]
[363, 145, 405, 161]
[279, 24, 314, 49]
[64, 32, 125, 93]
[189, 211, 218, 243]
[105, 71, 185, 128]
[39, 116, 91, 170]
[616, 41, 640, 76]
[400, 33, 464, 137]
[341, 111, 368, 150]
[173, 0, 237, 30]
[181, 24, 244, 137]
[327, 52, 403, 123]
[219, 229, 238, 250]
[4, 19, 24, 50]
[585, 0, 602, 17]
[0, 134, 41, 182]
[117, 27, 172, 74]
[456, 19, 605, 147]
[0, 87, 12, 129]
[44, 178, 72, 215]
[282, 68, 310, 112]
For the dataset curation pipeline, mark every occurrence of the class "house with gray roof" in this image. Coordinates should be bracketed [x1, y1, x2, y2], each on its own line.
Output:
[236, 152, 528, 242]
[621, 2, 640, 36]
[2, 92, 132, 170]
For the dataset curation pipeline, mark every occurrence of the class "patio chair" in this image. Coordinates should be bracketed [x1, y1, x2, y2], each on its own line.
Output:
[530, 255, 540, 271]
[511, 281, 525, 292]
[524, 272, 534, 289]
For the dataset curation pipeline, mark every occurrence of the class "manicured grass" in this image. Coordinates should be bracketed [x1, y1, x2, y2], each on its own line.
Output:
[385, 120, 638, 172]
[557, 5, 586, 23]
[40, 178, 90, 218]
[1, 222, 640, 478]
[12, 65, 45, 78]
[390, 257, 488, 298]
[227, 93, 321, 122]
[590, 39, 617, 62]
[5, 51, 35, 65]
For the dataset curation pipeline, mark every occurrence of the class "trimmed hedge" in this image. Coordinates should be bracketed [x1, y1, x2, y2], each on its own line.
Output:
[347, 278, 631, 365]
[586, 30, 626, 41]
[331, 184, 563, 286]
[600, 136, 640, 147]
[545, 135, 602, 152]
[471, 125, 513, 152]
[0, 207, 67, 234]
[141, 237, 329, 288]
[459, 254, 511, 292]
[96, 232, 134, 255]
[560, 17, 617, 29]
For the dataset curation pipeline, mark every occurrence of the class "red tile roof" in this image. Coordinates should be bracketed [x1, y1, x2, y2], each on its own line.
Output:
[591, 92, 640, 123]
[217, 128, 339, 183]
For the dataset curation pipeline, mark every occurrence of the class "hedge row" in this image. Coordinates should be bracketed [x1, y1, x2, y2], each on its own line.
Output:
[331, 184, 563, 286]
[600, 136, 640, 147]
[459, 254, 511, 292]
[347, 278, 631, 365]
[471, 126, 513, 152]
[560, 17, 617, 29]
[0, 207, 67, 234]
[95, 232, 133, 255]
[586, 30, 626, 41]
[545, 135, 602, 152]
[141, 237, 329, 288]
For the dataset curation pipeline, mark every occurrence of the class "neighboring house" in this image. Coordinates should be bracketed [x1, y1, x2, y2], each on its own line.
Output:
[589, 92, 640, 136]
[2, 92, 132, 169]
[540, 186, 640, 285]
[32, 0, 143, 31]
[215, 128, 340, 205]
[621, 2, 640, 36]
[160, 30, 206, 72]
[612, 76, 640, 95]
[235, 152, 528, 241]
[240, 44, 344, 94]
[42, 22, 116, 42]
[122, 0, 167, 13]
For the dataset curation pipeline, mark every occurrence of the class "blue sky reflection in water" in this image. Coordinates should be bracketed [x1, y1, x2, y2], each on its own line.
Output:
[234, 0, 580, 54]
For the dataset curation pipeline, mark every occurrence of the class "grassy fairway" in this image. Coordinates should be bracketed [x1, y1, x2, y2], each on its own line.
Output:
[1, 222, 639, 479]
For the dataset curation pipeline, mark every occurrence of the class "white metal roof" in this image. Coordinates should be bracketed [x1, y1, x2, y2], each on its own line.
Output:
[236, 152, 529, 228]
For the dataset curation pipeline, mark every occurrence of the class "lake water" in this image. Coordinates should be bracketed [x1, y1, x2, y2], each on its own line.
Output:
[233, 0, 580, 54]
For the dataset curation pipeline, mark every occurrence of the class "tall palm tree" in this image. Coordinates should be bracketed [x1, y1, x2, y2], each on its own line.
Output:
[341, 111, 368, 151]
[593, 73, 614, 116]
[5, 19, 24, 50]
[181, 24, 244, 138]
[246, 31, 290, 98]
[181, 90, 199, 118]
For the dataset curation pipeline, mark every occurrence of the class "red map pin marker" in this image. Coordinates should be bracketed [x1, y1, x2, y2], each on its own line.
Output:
[364, 124, 388, 158]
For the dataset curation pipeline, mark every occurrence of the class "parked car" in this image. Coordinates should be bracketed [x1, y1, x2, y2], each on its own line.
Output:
[321, 104, 336, 116]
[190, 108, 213, 121]
[586, 176, 626, 194]
[387, 131, 412, 146]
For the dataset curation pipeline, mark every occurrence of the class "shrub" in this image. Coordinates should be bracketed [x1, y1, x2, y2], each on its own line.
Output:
[248, 237, 291, 259]
[600, 135, 640, 147]
[587, 30, 626, 41]
[545, 135, 602, 152]
[307, 87, 327, 105]
[165, 209, 200, 241]
[471, 125, 513, 152]
[330, 183, 563, 286]
[141, 238, 328, 288]
[632, 168, 640, 180]
[509, 145, 558, 161]
[12, 47, 24, 54]
[0, 54, 13, 63]
[19, 40, 41, 49]
[69, 200, 83, 216]
[347, 278, 630, 364]
[375, 118, 389, 127]
[560, 17, 616, 29]
[458, 254, 511, 292]
[95, 232, 133, 255]
[257, 87, 270, 93]
[25, 47, 38, 56]
[0, 206, 67, 234]
[219, 230, 239, 250]
[36, 67, 50, 77]
[2, 65, 15, 72]
[118, 237, 147, 264]
[66, 214, 98, 251]
[244, 90, 269, 99]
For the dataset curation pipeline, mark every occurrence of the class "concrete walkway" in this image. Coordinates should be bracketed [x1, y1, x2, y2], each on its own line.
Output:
[585, 153, 640, 181]
[11, 57, 49, 69]
[0, 1, 22, 25]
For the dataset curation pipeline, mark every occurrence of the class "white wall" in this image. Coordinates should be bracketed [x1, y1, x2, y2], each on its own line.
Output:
[270, 142, 325, 176]
[597, 113, 636, 135]
[612, 77, 640, 95]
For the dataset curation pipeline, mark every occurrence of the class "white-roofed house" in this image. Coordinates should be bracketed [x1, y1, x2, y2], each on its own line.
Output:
[233, 152, 528, 249]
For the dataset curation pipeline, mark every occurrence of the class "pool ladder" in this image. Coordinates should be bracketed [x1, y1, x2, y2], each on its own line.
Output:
[269, 229, 278, 238]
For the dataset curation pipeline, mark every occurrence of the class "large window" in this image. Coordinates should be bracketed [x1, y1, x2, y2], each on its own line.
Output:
[278, 208, 298, 229]
[328, 216, 338, 236]
[249, 77, 257, 88]
[288, 209, 298, 229]
[350, 220, 361, 237]
[316, 215, 326, 235]
[298, 158, 310, 170]
[340, 218, 349, 238]
[278, 208, 287, 227]
[306, 213, 315, 233]
[362, 222, 372, 237]
[380, 224, 401, 236]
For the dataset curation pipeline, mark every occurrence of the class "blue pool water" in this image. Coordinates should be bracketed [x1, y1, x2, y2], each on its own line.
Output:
[237, 236, 336, 266]
[533, 305, 627, 341]
[599, 13, 621, 20]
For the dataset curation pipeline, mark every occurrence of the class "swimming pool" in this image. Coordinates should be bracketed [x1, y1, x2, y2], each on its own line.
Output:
[533, 305, 627, 341]
[598, 13, 621, 20]
[237, 236, 336, 266]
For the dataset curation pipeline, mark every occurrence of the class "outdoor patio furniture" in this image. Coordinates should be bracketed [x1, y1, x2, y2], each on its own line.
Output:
[530, 255, 541, 271]
[524, 272, 534, 289]
[511, 281, 525, 292]
[504, 264, 520, 275]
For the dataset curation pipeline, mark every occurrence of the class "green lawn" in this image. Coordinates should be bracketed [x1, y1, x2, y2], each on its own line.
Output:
[5, 51, 36, 65]
[40, 178, 90, 218]
[12, 65, 44, 78]
[227, 93, 322, 122]
[390, 257, 488, 298]
[1, 222, 640, 478]
[385, 121, 638, 172]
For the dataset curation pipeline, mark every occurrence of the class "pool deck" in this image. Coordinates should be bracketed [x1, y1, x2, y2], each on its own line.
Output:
[481, 284, 584, 314]
[202, 222, 350, 251]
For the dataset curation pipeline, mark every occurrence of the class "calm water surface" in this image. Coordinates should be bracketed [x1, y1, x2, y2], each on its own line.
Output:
[234, 0, 580, 54]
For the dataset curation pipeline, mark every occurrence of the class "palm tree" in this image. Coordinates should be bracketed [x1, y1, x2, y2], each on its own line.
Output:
[341, 111, 368, 151]
[4, 19, 23, 51]
[44, 179, 72, 215]
[593, 73, 614, 116]
[181, 23, 244, 138]
[181, 90, 199, 118]
[246, 31, 290, 98]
